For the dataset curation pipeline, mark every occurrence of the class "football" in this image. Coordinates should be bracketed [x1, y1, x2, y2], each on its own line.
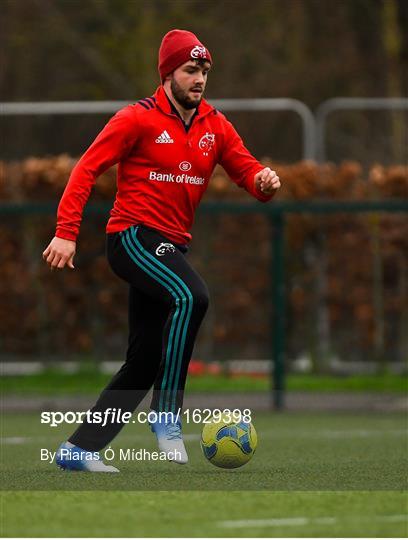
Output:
[200, 416, 258, 469]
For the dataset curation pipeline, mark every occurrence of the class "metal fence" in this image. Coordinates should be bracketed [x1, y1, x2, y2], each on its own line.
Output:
[2, 97, 408, 162]
[1, 200, 407, 408]
[315, 98, 408, 163]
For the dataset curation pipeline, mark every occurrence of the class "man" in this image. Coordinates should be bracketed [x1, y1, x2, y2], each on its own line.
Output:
[43, 29, 280, 472]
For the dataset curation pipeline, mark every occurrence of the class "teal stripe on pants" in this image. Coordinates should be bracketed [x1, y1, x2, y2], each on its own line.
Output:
[122, 227, 193, 412]
[121, 228, 186, 412]
[129, 227, 193, 412]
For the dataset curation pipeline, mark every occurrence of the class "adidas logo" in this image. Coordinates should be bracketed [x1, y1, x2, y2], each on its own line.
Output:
[155, 130, 174, 144]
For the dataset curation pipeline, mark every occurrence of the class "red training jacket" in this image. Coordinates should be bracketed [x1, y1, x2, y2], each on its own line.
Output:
[56, 86, 274, 245]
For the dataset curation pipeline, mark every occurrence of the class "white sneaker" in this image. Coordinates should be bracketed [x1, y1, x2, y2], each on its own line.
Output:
[149, 412, 188, 464]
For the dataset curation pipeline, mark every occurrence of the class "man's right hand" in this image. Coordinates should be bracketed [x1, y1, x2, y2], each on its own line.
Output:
[42, 237, 76, 270]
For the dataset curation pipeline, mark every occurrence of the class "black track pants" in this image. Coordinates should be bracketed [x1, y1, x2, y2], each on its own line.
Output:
[69, 225, 209, 451]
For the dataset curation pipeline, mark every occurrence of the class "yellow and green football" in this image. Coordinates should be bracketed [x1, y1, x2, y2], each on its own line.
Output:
[200, 417, 258, 469]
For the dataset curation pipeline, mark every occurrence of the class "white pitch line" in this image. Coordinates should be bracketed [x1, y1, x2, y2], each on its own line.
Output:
[219, 516, 337, 528]
[218, 514, 408, 529]
[182, 434, 201, 441]
[311, 429, 407, 439]
[219, 516, 334, 528]
[1, 436, 66, 444]
[381, 515, 408, 522]
[1, 437, 30, 444]
[258, 429, 407, 439]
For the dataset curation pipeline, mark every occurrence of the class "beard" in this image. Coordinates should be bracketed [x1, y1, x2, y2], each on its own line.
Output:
[170, 78, 203, 110]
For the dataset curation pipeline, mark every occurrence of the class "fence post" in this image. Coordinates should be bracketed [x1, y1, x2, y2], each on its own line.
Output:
[271, 211, 286, 410]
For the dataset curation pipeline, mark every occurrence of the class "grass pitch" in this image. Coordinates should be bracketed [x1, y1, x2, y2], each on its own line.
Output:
[1, 411, 407, 537]
[2, 371, 406, 394]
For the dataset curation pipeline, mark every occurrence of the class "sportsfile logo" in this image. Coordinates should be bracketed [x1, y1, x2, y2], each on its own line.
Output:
[155, 130, 174, 144]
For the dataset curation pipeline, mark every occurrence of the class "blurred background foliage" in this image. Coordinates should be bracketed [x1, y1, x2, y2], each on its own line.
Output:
[1, 158, 407, 371]
[1, 0, 407, 162]
[2, 0, 407, 102]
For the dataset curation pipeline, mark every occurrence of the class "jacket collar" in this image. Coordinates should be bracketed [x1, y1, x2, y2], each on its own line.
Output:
[153, 85, 215, 119]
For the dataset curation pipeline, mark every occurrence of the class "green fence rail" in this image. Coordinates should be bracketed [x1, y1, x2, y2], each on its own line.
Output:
[2, 199, 407, 409]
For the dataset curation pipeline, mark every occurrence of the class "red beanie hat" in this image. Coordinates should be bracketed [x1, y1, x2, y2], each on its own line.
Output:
[158, 29, 212, 82]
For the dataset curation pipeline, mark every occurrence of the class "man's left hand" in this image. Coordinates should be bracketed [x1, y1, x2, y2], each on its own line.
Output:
[254, 167, 281, 195]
